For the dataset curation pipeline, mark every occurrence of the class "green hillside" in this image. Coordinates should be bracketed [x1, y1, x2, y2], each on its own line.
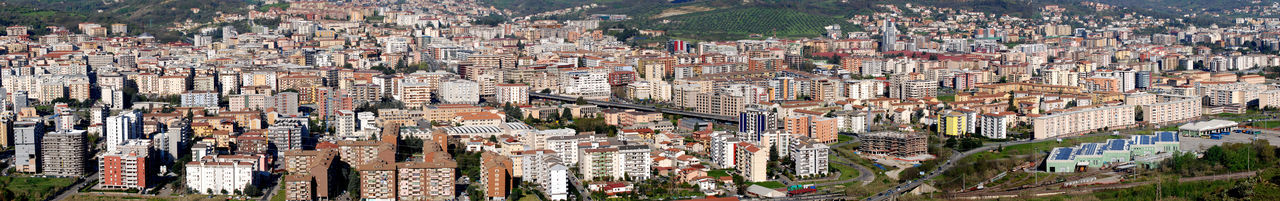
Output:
[631, 6, 859, 40]
[0, 0, 253, 42]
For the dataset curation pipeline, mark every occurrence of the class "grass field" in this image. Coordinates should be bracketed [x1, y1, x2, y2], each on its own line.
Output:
[707, 169, 731, 178]
[0, 176, 75, 200]
[937, 95, 955, 102]
[1253, 121, 1280, 128]
[270, 186, 286, 201]
[635, 6, 858, 40]
[750, 181, 786, 189]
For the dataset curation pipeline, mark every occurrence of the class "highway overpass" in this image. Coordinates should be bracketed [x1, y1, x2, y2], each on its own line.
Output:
[529, 93, 739, 123]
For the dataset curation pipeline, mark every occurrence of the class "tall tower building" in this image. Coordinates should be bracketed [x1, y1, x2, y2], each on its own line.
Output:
[882, 19, 898, 52]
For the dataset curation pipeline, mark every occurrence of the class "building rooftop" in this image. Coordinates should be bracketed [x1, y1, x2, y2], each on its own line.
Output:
[1178, 120, 1238, 132]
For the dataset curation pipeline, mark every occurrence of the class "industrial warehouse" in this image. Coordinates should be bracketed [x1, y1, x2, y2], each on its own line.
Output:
[1045, 132, 1181, 173]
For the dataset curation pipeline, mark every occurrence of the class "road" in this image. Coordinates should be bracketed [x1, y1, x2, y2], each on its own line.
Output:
[567, 174, 591, 201]
[51, 174, 96, 201]
[867, 132, 1115, 201]
[260, 178, 281, 201]
[947, 171, 1258, 199]
[530, 93, 738, 122]
[775, 134, 875, 188]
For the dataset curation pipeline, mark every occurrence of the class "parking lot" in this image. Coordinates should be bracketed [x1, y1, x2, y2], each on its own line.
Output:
[1179, 131, 1280, 153]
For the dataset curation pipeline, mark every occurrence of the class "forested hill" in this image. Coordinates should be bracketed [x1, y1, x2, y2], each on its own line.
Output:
[0, 0, 253, 42]
[482, 0, 1274, 41]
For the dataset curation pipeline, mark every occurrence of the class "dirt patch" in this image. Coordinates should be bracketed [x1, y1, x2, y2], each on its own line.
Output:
[650, 6, 716, 19]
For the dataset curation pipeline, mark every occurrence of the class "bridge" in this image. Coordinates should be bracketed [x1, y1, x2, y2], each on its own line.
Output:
[529, 93, 739, 123]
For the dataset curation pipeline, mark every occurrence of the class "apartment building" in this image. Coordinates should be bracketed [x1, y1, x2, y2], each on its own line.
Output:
[99, 140, 152, 190]
[734, 142, 768, 182]
[978, 112, 1014, 139]
[13, 121, 42, 173]
[860, 131, 927, 157]
[42, 129, 86, 177]
[790, 137, 829, 178]
[1032, 105, 1136, 139]
[617, 145, 653, 180]
[579, 147, 619, 181]
[1141, 95, 1201, 125]
[396, 158, 457, 201]
[784, 114, 838, 143]
[480, 152, 513, 200]
[186, 160, 255, 194]
[937, 111, 968, 136]
[357, 161, 397, 200]
[495, 84, 530, 105]
[709, 132, 741, 169]
[439, 79, 480, 104]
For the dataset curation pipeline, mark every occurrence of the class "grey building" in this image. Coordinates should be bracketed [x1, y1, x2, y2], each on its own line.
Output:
[14, 121, 43, 173]
[42, 130, 86, 177]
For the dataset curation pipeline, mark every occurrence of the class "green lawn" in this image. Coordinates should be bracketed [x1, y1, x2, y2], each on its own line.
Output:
[1253, 121, 1280, 128]
[837, 135, 853, 144]
[831, 163, 858, 181]
[937, 95, 955, 102]
[269, 185, 286, 201]
[984, 135, 1126, 159]
[707, 169, 731, 178]
[750, 181, 785, 189]
[0, 176, 75, 200]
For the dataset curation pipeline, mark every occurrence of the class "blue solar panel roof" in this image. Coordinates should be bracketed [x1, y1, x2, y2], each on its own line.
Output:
[1077, 143, 1102, 155]
[1131, 135, 1154, 145]
[1106, 139, 1128, 151]
[1157, 131, 1179, 142]
[1052, 147, 1075, 160]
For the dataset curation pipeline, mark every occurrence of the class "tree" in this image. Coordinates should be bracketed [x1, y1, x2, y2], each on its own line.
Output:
[944, 137, 958, 149]
[576, 97, 588, 105]
[540, 88, 552, 94]
[562, 108, 573, 121]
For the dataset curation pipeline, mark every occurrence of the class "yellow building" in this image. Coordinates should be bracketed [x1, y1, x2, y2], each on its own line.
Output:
[937, 112, 967, 136]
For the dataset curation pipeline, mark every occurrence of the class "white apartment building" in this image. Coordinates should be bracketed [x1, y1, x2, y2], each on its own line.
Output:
[617, 145, 652, 180]
[495, 84, 530, 105]
[544, 163, 570, 200]
[1033, 105, 1135, 139]
[559, 70, 609, 100]
[979, 112, 1013, 139]
[335, 110, 360, 140]
[790, 137, 829, 178]
[1142, 95, 1201, 125]
[105, 111, 141, 153]
[185, 160, 255, 194]
[439, 79, 480, 104]
[709, 132, 740, 169]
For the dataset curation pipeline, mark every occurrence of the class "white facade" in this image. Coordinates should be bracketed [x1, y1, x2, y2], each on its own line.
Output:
[105, 111, 140, 153]
[335, 110, 359, 139]
[979, 113, 1011, 139]
[439, 79, 480, 104]
[709, 132, 739, 169]
[559, 70, 609, 100]
[543, 164, 570, 200]
[495, 84, 530, 105]
[185, 161, 255, 194]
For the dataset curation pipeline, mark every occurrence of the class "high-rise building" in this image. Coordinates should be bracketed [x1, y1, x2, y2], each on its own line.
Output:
[790, 136, 829, 177]
[42, 129, 87, 177]
[14, 121, 43, 173]
[99, 139, 152, 190]
[480, 152, 513, 200]
[738, 107, 778, 137]
[881, 19, 898, 52]
[106, 111, 141, 153]
[267, 118, 309, 154]
[439, 79, 480, 105]
[495, 84, 530, 105]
